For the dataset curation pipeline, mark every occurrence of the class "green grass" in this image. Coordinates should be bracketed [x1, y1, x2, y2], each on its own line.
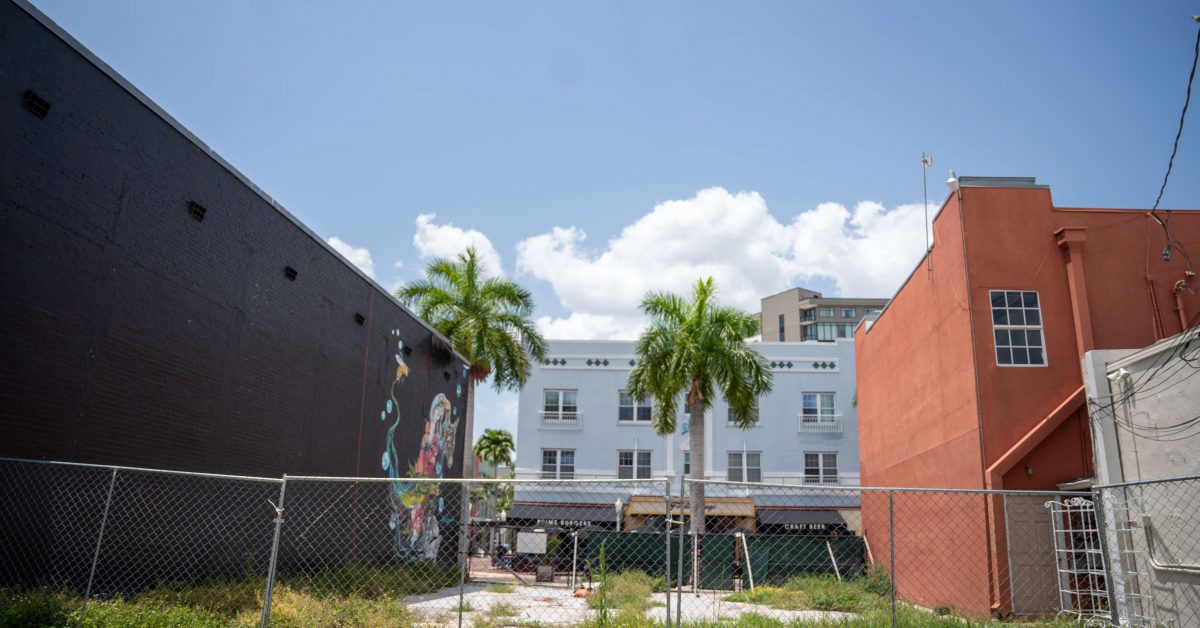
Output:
[486, 583, 517, 594]
[586, 570, 659, 616]
[0, 562, 455, 628]
[721, 572, 1085, 627]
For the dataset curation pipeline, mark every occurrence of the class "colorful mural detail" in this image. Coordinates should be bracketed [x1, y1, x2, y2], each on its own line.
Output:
[379, 330, 462, 562]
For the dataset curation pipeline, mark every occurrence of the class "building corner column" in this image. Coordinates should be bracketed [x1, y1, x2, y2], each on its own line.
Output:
[1055, 227, 1094, 357]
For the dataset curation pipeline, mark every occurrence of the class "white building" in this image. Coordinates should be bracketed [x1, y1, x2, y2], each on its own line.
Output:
[515, 339, 860, 484]
[509, 338, 862, 533]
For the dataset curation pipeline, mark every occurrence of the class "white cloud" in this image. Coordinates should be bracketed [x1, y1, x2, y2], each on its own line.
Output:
[535, 312, 649, 340]
[517, 187, 930, 339]
[327, 236, 376, 279]
[392, 260, 404, 269]
[413, 213, 504, 277]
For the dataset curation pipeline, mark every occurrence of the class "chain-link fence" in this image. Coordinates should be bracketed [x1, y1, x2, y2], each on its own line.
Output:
[3, 457, 1199, 626]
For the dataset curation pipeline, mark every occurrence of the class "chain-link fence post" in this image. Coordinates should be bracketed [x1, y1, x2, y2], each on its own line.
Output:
[663, 477, 672, 626]
[1090, 485, 1121, 626]
[888, 489, 897, 628]
[80, 466, 118, 620]
[259, 475, 288, 628]
[457, 480, 471, 628]
[676, 474, 685, 628]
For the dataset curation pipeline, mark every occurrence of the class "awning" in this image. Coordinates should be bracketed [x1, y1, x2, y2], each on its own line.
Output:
[507, 503, 616, 529]
[757, 509, 846, 532]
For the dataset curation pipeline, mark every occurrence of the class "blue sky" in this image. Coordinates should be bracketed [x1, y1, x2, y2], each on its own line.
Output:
[31, 0, 1200, 439]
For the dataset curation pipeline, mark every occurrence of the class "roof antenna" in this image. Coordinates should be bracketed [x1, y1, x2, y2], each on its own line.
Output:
[921, 153, 934, 277]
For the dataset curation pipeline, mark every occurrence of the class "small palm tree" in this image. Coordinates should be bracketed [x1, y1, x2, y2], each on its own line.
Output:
[399, 248, 548, 475]
[474, 428, 515, 472]
[627, 277, 772, 535]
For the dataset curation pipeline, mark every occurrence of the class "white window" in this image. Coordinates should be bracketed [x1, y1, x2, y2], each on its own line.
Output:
[542, 449, 575, 479]
[682, 451, 691, 476]
[801, 392, 836, 425]
[804, 452, 838, 484]
[618, 450, 652, 479]
[727, 400, 759, 425]
[818, 306, 835, 318]
[990, 290, 1046, 366]
[841, 306, 857, 318]
[543, 389, 578, 420]
[618, 391, 652, 422]
[727, 451, 762, 483]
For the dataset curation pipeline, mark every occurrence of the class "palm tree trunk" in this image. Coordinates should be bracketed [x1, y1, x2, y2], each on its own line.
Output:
[688, 396, 705, 537]
[464, 377, 477, 478]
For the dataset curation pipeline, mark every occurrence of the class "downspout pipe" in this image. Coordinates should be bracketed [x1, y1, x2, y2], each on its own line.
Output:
[1174, 272, 1195, 333]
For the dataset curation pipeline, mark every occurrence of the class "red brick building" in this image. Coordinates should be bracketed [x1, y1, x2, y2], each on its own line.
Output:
[855, 176, 1200, 617]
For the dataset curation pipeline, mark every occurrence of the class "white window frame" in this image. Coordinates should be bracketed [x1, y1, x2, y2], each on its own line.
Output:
[990, 290, 1048, 367]
[727, 400, 760, 426]
[618, 390, 652, 423]
[801, 392, 836, 424]
[727, 451, 762, 483]
[682, 451, 691, 476]
[804, 451, 838, 484]
[618, 450, 652, 479]
[818, 306, 835, 318]
[541, 449, 575, 479]
[840, 306, 857, 318]
[543, 389, 579, 420]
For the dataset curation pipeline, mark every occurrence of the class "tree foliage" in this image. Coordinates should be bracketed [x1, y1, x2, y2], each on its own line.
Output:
[397, 247, 548, 389]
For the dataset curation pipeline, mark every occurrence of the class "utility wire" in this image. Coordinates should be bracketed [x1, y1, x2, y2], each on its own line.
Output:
[1151, 20, 1200, 213]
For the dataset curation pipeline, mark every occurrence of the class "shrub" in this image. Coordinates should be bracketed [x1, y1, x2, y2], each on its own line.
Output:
[855, 568, 891, 597]
[0, 589, 75, 628]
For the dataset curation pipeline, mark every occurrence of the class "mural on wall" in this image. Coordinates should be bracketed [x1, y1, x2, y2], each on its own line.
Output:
[379, 329, 463, 561]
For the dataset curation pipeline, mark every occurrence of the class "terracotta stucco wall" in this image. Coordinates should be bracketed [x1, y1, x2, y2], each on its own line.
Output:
[856, 192, 995, 617]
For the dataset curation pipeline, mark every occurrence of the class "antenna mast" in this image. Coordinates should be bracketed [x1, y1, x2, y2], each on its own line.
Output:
[921, 153, 933, 276]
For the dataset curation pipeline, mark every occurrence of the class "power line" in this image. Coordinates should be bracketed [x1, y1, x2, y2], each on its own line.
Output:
[1149, 18, 1200, 279]
[1151, 19, 1200, 213]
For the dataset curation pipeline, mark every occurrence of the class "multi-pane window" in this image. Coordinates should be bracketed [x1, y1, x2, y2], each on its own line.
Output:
[804, 452, 838, 484]
[841, 306, 857, 318]
[727, 400, 759, 425]
[542, 449, 575, 479]
[618, 391, 652, 422]
[778, 313, 786, 341]
[727, 451, 762, 482]
[618, 450, 652, 479]
[818, 306, 835, 318]
[803, 322, 854, 342]
[801, 308, 816, 322]
[801, 392, 836, 424]
[990, 290, 1046, 366]
[543, 389, 578, 420]
[682, 451, 690, 476]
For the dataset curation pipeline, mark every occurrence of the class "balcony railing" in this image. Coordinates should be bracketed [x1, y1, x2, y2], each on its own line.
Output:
[539, 411, 581, 430]
[797, 413, 842, 433]
[801, 475, 846, 486]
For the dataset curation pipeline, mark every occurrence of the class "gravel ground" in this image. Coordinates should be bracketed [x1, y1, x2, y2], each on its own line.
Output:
[406, 583, 857, 626]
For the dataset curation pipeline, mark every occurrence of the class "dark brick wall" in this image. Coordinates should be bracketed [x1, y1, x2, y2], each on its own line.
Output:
[0, 0, 468, 480]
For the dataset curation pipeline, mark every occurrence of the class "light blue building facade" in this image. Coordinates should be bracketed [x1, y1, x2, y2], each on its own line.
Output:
[514, 339, 861, 487]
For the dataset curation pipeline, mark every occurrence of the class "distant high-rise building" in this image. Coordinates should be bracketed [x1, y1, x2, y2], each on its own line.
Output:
[759, 288, 888, 343]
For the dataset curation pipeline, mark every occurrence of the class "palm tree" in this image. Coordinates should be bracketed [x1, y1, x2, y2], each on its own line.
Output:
[474, 428, 515, 472]
[398, 247, 548, 476]
[627, 277, 772, 536]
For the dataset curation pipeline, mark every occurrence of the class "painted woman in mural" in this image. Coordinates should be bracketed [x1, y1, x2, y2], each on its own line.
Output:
[379, 330, 462, 562]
